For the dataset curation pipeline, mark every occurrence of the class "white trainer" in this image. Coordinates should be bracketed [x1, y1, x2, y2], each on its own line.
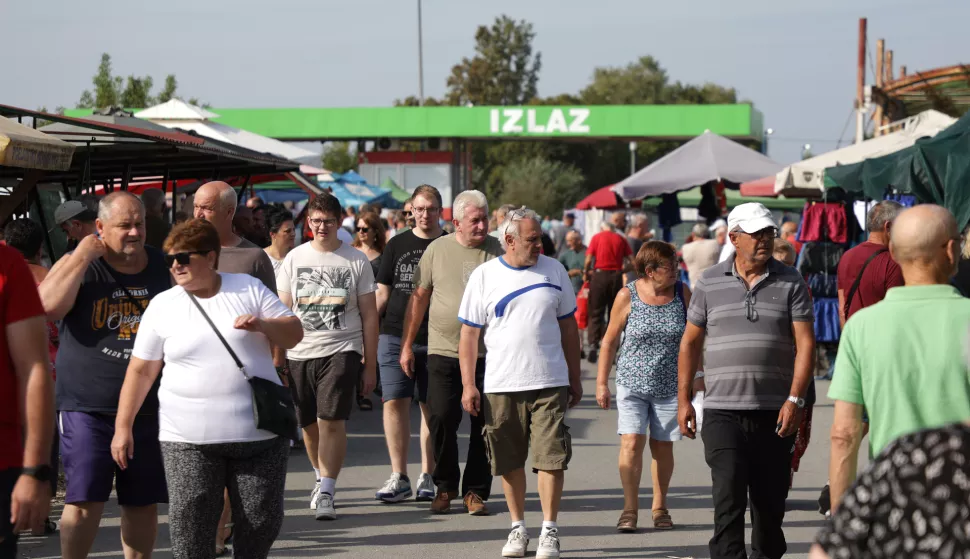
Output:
[309, 480, 321, 510]
[536, 528, 561, 559]
[502, 527, 529, 558]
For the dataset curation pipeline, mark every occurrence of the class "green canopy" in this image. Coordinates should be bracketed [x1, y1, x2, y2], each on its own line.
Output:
[380, 177, 412, 204]
[826, 111, 970, 228]
[640, 186, 804, 211]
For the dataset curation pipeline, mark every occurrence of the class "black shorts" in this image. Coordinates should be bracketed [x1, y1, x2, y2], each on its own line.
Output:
[289, 352, 362, 423]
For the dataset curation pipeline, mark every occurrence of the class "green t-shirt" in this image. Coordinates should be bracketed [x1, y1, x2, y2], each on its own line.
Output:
[557, 248, 586, 294]
[415, 234, 503, 358]
[829, 284, 970, 456]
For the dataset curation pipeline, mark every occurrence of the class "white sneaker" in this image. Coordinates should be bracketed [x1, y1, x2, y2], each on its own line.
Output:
[309, 480, 321, 510]
[502, 527, 529, 558]
[536, 528, 561, 559]
[375, 473, 413, 503]
[315, 492, 337, 521]
[416, 473, 435, 502]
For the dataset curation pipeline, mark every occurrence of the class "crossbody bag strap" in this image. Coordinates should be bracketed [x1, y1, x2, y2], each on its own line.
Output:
[187, 293, 249, 379]
[843, 248, 887, 320]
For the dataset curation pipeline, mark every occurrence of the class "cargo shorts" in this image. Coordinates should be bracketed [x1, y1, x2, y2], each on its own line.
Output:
[482, 387, 572, 476]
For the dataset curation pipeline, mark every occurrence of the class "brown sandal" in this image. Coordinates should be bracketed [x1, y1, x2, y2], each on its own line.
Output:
[616, 510, 638, 532]
[652, 508, 674, 530]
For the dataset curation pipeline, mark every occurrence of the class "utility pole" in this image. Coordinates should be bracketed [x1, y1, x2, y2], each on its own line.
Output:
[855, 18, 867, 144]
[417, 0, 425, 106]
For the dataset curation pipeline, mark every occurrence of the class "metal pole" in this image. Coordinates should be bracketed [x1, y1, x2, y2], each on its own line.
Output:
[417, 0, 425, 106]
[874, 39, 884, 137]
[855, 18, 867, 144]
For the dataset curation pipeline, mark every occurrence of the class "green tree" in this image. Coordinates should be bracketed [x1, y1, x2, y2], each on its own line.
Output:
[157, 75, 178, 103]
[120, 75, 155, 108]
[75, 53, 197, 109]
[498, 158, 585, 216]
[321, 142, 358, 173]
[445, 15, 541, 106]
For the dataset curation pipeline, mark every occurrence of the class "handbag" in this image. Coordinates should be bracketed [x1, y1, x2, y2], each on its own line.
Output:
[188, 294, 298, 440]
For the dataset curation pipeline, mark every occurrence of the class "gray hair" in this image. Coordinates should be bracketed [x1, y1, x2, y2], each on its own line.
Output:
[866, 200, 903, 233]
[141, 188, 166, 214]
[219, 186, 238, 213]
[627, 213, 647, 231]
[692, 223, 711, 239]
[98, 191, 144, 222]
[453, 190, 489, 221]
[499, 207, 540, 249]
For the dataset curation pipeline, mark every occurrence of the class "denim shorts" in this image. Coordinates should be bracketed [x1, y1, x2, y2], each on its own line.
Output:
[615, 385, 682, 441]
[378, 334, 429, 402]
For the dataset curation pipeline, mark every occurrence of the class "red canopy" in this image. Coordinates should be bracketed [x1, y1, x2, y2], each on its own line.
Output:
[739, 175, 777, 197]
[575, 185, 641, 210]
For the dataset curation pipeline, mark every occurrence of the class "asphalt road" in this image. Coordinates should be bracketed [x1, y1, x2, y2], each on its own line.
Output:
[17, 369, 851, 559]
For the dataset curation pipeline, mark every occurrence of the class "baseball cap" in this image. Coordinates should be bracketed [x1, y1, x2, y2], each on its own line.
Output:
[52, 200, 98, 228]
[727, 203, 777, 234]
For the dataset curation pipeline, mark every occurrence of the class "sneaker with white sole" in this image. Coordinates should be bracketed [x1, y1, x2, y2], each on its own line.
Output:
[315, 492, 337, 521]
[416, 473, 435, 502]
[309, 480, 321, 510]
[536, 528, 561, 559]
[502, 527, 529, 558]
[375, 473, 413, 503]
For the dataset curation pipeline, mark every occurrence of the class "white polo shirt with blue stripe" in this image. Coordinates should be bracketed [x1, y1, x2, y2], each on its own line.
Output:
[458, 254, 577, 394]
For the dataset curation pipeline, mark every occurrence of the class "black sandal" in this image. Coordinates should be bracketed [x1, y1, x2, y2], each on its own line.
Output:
[358, 396, 373, 411]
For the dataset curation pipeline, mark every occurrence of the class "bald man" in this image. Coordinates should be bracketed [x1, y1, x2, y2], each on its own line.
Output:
[827, 204, 970, 512]
[193, 181, 276, 293]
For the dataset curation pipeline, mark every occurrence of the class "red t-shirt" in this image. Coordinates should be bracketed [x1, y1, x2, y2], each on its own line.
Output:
[837, 241, 904, 320]
[0, 245, 46, 470]
[587, 230, 632, 271]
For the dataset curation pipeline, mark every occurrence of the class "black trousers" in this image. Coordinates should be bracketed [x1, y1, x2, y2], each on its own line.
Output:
[702, 409, 795, 559]
[426, 355, 491, 499]
[587, 269, 624, 349]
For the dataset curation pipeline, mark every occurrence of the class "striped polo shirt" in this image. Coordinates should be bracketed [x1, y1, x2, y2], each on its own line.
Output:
[688, 258, 814, 410]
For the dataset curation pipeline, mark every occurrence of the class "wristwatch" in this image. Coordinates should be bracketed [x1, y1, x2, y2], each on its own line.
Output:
[787, 395, 806, 408]
[21, 465, 53, 483]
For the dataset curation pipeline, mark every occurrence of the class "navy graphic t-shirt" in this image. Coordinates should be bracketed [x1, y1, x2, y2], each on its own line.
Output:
[377, 230, 443, 344]
[55, 247, 171, 414]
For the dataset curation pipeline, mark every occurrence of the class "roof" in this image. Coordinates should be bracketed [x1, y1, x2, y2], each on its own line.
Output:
[135, 99, 220, 120]
[881, 64, 970, 118]
[0, 117, 75, 171]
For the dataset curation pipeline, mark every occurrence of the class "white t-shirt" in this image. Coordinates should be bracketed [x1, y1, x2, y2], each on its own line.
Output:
[337, 227, 353, 244]
[132, 273, 295, 444]
[277, 241, 376, 360]
[458, 255, 576, 394]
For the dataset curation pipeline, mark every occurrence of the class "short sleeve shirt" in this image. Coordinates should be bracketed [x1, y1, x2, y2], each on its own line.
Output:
[688, 258, 814, 410]
[219, 237, 277, 294]
[837, 241, 904, 320]
[277, 241, 376, 360]
[415, 234, 503, 358]
[459, 255, 576, 393]
[557, 248, 587, 294]
[587, 230, 632, 271]
[133, 273, 294, 444]
[376, 230, 444, 343]
[0, 246, 46, 470]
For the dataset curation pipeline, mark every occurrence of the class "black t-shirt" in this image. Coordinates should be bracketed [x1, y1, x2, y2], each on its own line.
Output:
[377, 230, 444, 343]
[55, 247, 171, 414]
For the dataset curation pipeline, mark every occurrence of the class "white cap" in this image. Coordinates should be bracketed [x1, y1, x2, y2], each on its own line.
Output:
[727, 203, 776, 234]
[710, 218, 728, 231]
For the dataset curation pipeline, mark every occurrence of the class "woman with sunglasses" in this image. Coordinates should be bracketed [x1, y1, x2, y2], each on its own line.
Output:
[594, 241, 691, 533]
[351, 211, 386, 411]
[263, 207, 297, 274]
[110, 219, 304, 559]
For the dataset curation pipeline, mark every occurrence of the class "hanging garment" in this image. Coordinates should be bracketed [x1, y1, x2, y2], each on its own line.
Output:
[657, 193, 682, 230]
[885, 194, 917, 208]
[799, 203, 848, 244]
[813, 297, 841, 343]
[797, 243, 845, 276]
[697, 183, 721, 222]
[807, 273, 839, 299]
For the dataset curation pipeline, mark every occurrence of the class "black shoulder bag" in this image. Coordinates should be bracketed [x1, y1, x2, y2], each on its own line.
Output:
[188, 294, 298, 440]
[843, 248, 887, 320]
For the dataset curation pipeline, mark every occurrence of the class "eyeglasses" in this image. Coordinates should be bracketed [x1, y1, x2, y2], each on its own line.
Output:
[411, 206, 439, 215]
[744, 291, 759, 322]
[403, 211, 413, 217]
[742, 228, 778, 241]
[164, 251, 210, 268]
[308, 218, 339, 228]
[357, 227, 370, 233]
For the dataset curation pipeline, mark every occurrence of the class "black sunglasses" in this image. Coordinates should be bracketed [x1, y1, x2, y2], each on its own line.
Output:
[357, 227, 370, 233]
[164, 250, 210, 267]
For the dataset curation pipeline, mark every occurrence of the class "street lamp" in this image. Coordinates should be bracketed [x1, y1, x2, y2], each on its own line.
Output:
[762, 128, 774, 155]
[629, 141, 637, 175]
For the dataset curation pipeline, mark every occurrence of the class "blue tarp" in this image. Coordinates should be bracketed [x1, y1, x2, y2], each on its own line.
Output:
[318, 174, 402, 209]
[256, 189, 310, 204]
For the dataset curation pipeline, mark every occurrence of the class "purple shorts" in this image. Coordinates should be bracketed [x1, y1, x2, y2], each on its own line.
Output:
[59, 411, 168, 506]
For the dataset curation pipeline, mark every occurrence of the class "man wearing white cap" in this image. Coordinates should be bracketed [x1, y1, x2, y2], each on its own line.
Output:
[678, 203, 815, 559]
[52, 200, 98, 243]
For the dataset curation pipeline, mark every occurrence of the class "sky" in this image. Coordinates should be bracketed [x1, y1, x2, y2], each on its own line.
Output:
[1, 0, 967, 165]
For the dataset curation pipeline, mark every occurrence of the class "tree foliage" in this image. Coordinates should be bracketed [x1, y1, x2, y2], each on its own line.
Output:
[75, 53, 201, 109]
[499, 158, 585, 217]
[445, 15, 541, 106]
[321, 142, 358, 174]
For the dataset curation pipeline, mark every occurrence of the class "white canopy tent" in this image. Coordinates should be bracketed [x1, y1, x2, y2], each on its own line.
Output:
[135, 100, 320, 164]
[613, 131, 784, 201]
[773, 109, 956, 193]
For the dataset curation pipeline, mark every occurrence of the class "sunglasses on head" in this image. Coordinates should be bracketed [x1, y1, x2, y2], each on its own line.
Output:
[164, 250, 210, 267]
